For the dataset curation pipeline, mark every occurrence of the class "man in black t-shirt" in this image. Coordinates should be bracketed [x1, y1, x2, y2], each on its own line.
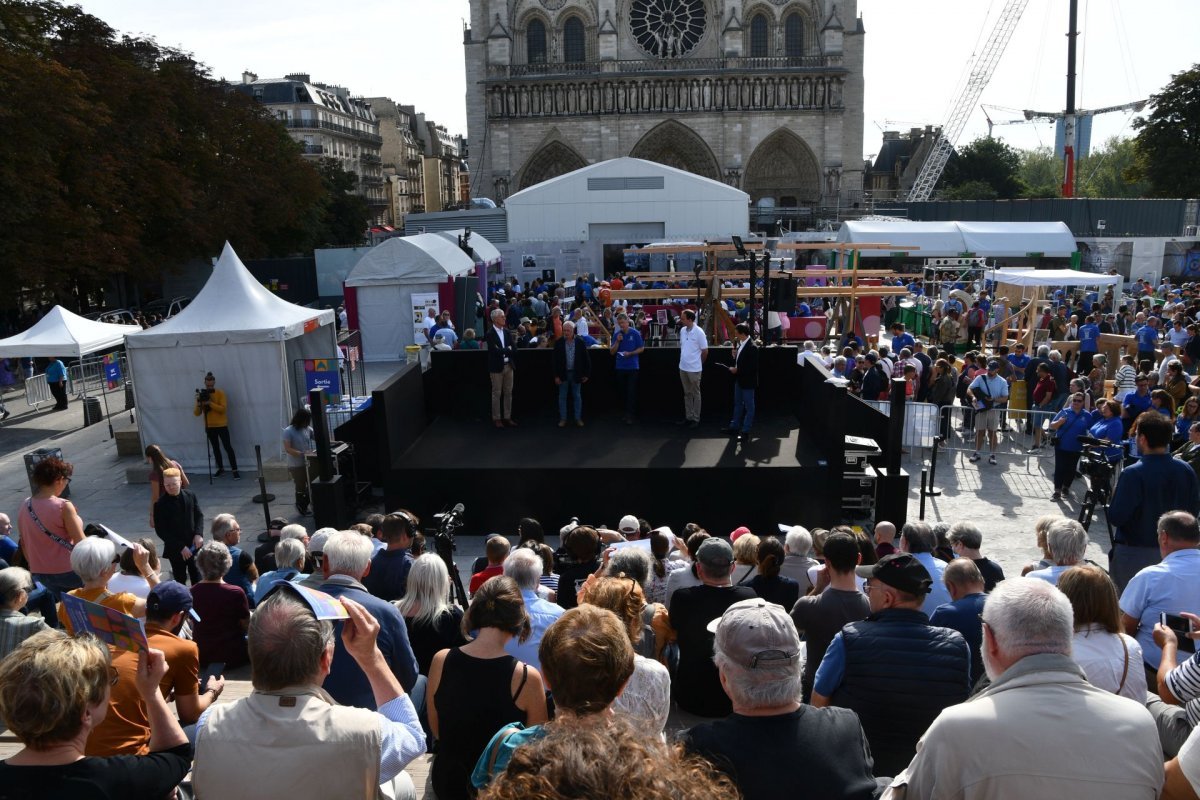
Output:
[683, 598, 881, 799]
[669, 538, 756, 718]
[947, 521, 1005, 592]
[364, 510, 418, 602]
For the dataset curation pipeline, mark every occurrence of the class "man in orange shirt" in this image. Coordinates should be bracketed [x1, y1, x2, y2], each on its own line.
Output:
[86, 581, 226, 755]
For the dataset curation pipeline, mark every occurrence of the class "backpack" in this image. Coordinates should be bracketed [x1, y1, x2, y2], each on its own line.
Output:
[968, 308, 985, 328]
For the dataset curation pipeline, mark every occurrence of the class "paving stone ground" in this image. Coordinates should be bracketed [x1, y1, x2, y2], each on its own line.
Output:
[0, 371, 1112, 794]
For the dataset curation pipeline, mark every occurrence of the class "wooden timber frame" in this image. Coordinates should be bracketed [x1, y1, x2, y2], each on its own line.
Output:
[615, 242, 918, 343]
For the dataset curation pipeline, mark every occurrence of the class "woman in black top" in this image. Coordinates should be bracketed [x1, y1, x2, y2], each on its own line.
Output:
[395, 553, 468, 675]
[0, 630, 191, 800]
[747, 536, 801, 610]
[427, 576, 549, 800]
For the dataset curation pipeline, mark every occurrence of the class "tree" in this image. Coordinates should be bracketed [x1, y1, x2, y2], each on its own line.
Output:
[1130, 63, 1200, 197]
[0, 0, 330, 310]
[314, 159, 371, 247]
[942, 180, 999, 201]
[1076, 137, 1148, 198]
[1017, 147, 1061, 198]
[940, 136, 1025, 199]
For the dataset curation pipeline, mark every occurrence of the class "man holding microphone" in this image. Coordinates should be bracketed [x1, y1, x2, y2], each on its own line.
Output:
[610, 313, 644, 425]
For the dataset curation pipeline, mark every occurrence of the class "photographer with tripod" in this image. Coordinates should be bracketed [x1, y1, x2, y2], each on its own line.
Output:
[1108, 412, 1200, 592]
[193, 372, 239, 480]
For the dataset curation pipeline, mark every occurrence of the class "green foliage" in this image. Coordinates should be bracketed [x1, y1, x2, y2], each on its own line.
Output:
[0, 0, 337, 308]
[314, 159, 371, 247]
[940, 136, 1025, 199]
[942, 180, 1000, 201]
[1017, 147, 1061, 198]
[1130, 63, 1200, 197]
[1076, 137, 1149, 198]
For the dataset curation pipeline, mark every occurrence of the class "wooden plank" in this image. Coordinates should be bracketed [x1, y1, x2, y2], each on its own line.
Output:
[625, 269, 899, 280]
[612, 286, 909, 300]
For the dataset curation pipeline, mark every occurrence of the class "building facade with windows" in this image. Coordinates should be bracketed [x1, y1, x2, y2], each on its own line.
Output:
[464, 0, 864, 224]
[234, 72, 388, 221]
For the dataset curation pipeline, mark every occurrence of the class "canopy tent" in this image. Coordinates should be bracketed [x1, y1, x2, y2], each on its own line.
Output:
[432, 229, 502, 266]
[126, 242, 337, 469]
[344, 233, 478, 362]
[0, 305, 138, 359]
[991, 268, 1120, 288]
[838, 220, 1078, 258]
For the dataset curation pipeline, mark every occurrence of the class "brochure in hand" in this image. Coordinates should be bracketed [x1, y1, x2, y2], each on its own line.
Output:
[275, 583, 350, 621]
[60, 593, 149, 653]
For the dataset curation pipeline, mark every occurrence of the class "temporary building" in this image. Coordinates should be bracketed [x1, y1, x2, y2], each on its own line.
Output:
[125, 242, 337, 468]
[991, 268, 1120, 288]
[343, 233, 477, 361]
[0, 306, 138, 359]
[839, 220, 1078, 258]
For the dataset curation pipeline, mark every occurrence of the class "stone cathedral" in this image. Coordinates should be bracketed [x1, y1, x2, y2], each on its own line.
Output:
[464, 0, 865, 214]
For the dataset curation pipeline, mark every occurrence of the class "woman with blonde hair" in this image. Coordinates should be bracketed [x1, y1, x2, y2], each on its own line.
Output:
[578, 576, 671, 733]
[395, 553, 467, 675]
[1057, 565, 1147, 701]
[0, 631, 191, 795]
[731, 533, 759, 585]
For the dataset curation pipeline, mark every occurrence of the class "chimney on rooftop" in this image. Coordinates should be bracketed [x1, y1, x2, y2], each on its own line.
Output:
[285, 72, 311, 83]
[241, 70, 257, 84]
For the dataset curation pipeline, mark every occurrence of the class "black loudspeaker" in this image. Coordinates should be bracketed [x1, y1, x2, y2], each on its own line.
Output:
[454, 275, 479, 329]
[768, 277, 798, 312]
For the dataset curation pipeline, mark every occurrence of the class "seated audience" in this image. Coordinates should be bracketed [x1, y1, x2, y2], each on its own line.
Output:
[780, 525, 820, 593]
[106, 538, 160, 599]
[470, 535, 511, 595]
[605, 547, 672, 661]
[682, 598, 881, 799]
[730, 531, 759, 585]
[898, 522, 952, 616]
[428, 576, 548, 800]
[665, 530, 709, 608]
[293, 528, 334, 591]
[929, 559, 988, 685]
[190, 541, 250, 669]
[365, 509, 420, 602]
[0, 631, 191, 797]
[212, 513, 256, 605]
[1027, 518, 1089, 585]
[395, 553, 467, 676]
[193, 591, 425, 799]
[892, 578, 1162, 798]
[553, 526, 602, 609]
[746, 536, 800, 610]
[1021, 514, 1059, 575]
[59, 537, 157, 631]
[946, 521, 1005, 591]
[0, 566, 49, 662]
[253, 538, 307, 604]
[1057, 564, 1147, 702]
[502, 548, 564, 674]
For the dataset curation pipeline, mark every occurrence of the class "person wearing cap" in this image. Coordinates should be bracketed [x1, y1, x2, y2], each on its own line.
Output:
[294, 528, 335, 591]
[669, 538, 756, 719]
[966, 358, 1009, 465]
[811, 552, 970, 778]
[86, 581, 224, 756]
[681, 598, 880, 799]
[891, 578, 1162, 799]
[617, 514, 641, 540]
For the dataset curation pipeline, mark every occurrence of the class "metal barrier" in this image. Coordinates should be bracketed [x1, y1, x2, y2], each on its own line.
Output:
[67, 354, 130, 399]
[863, 400, 941, 455]
[23, 374, 52, 408]
[937, 404, 1061, 461]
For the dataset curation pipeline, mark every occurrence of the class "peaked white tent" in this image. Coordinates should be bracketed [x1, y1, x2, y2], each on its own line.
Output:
[0, 305, 138, 358]
[839, 220, 1078, 258]
[992, 268, 1120, 288]
[344, 233, 477, 361]
[433, 229, 502, 267]
[126, 243, 337, 468]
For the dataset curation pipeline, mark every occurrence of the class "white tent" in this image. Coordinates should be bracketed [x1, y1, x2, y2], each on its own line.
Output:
[839, 220, 1078, 258]
[992, 268, 1120, 288]
[344, 233, 477, 362]
[126, 243, 337, 469]
[433, 229, 502, 266]
[0, 305, 138, 359]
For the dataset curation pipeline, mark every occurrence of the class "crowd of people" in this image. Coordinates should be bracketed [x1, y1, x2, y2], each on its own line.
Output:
[5, 459, 1200, 798]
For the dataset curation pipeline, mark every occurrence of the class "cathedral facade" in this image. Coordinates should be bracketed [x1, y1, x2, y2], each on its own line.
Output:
[464, 0, 864, 216]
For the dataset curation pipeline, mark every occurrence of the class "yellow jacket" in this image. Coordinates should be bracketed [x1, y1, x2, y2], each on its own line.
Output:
[194, 388, 229, 427]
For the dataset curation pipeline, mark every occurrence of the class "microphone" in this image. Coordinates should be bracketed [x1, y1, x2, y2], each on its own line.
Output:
[450, 503, 465, 517]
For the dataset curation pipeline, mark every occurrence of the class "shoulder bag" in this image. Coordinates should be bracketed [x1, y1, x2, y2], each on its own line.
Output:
[26, 498, 75, 551]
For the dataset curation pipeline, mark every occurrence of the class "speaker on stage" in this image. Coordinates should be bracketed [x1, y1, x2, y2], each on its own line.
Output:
[768, 277, 798, 312]
[454, 275, 478, 330]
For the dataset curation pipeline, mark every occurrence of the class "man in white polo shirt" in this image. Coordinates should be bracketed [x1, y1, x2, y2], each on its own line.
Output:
[677, 309, 708, 428]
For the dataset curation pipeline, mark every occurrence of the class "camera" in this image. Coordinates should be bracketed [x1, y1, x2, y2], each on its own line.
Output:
[196, 387, 212, 403]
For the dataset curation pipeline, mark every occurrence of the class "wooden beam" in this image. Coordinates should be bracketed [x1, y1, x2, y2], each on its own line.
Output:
[626, 269, 900, 280]
[612, 286, 909, 300]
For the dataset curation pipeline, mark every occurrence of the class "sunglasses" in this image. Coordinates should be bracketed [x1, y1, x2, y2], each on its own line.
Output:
[108, 666, 119, 686]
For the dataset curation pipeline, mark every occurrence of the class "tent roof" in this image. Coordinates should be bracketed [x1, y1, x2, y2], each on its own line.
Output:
[993, 268, 1120, 288]
[839, 220, 1078, 258]
[125, 242, 334, 348]
[504, 157, 750, 205]
[344, 233, 477, 288]
[433, 229, 502, 265]
[0, 305, 140, 358]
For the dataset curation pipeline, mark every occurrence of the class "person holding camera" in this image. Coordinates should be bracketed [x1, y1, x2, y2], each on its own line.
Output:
[193, 372, 239, 479]
[966, 359, 1009, 466]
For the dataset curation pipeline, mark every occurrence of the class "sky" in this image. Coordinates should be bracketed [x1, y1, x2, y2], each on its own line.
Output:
[73, 0, 1198, 161]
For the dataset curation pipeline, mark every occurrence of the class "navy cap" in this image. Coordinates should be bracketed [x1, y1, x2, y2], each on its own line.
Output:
[146, 581, 193, 615]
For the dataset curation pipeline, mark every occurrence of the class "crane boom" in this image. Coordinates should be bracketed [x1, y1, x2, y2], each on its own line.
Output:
[907, 0, 1029, 202]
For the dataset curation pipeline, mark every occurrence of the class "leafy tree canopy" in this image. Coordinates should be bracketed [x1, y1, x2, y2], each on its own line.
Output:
[940, 136, 1025, 199]
[1130, 63, 1200, 197]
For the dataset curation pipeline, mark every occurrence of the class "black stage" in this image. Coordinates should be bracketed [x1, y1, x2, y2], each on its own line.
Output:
[344, 347, 905, 538]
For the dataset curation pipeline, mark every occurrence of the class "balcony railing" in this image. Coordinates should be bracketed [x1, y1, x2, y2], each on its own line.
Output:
[488, 54, 841, 80]
[300, 144, 324, 155]
[283, 117, 382, 145]
[360, 153, 382, 165]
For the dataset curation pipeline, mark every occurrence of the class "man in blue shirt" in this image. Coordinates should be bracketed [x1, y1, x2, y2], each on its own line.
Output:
[501, 548, 564, 675]
[1109, 413, 1200, 592]
[319, 532, 420, 709]
[890, 323, 915, 354]
[213, 514, 256, 606]
[943, 295, 963, 315]
[364, 510, 418, 602]
[1123, 374, 1154, 431]
[1006, 343, 1031, 381]
[44, 357, 69, 410]
[899, 522, 952, 617]
[1077, 315, 1101, 374]
[930, 559, 988, 683]
[610, 313, 644, 424]
[1136, 318, 1161, 364]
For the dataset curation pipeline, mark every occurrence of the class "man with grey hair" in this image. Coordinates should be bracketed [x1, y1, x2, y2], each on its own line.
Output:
[485, 307, 517, 428]
[892, 578, 1162, 798]
[193, 590, 426, 800]
[502, 547, 564, 673]
[212, 513, 256, 605]
[682, 598, 881, 799]
[552, 317, 591, 427]
[780, 526, 819, 594]
[1027, 518, 1089, 585]
[319, 531, 418, 709]
[899, 522, 951, 616]
[930, 559, 988, 683]
[254, 538, 307, 604]
[947, 521, 1005, 591]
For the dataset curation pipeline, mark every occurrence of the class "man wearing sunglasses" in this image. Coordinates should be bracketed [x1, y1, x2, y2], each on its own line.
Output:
[811, 553, 970, 778]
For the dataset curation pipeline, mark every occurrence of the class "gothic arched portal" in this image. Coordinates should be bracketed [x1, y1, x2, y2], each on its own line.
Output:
[628, 120, 721, 181]
[743, 128, 821, 205]
[517, 140, 589, 190]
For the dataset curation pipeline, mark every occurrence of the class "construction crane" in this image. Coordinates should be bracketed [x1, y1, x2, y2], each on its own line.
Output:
[907, 0, 1029, 202]
[981, 104, 1041, 138]
[1021, 99, 1147, 123]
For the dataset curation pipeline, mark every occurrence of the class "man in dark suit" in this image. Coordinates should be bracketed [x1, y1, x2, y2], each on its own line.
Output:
[721, 322, 759, 442]
[553, 320, 592, 427]
[485, 307, 518, 428]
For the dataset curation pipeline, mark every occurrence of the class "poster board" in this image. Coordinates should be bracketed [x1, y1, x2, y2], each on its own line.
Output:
[411, 292, 439, 344]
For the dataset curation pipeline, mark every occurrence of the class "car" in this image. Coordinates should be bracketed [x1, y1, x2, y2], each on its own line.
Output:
[83, 309, 140, 326]
[140, 296, 191, 319]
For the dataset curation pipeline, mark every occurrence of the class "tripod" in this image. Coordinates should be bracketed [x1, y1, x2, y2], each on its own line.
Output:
[430, 505, 468, 607]
[197, 392, 213, 486]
